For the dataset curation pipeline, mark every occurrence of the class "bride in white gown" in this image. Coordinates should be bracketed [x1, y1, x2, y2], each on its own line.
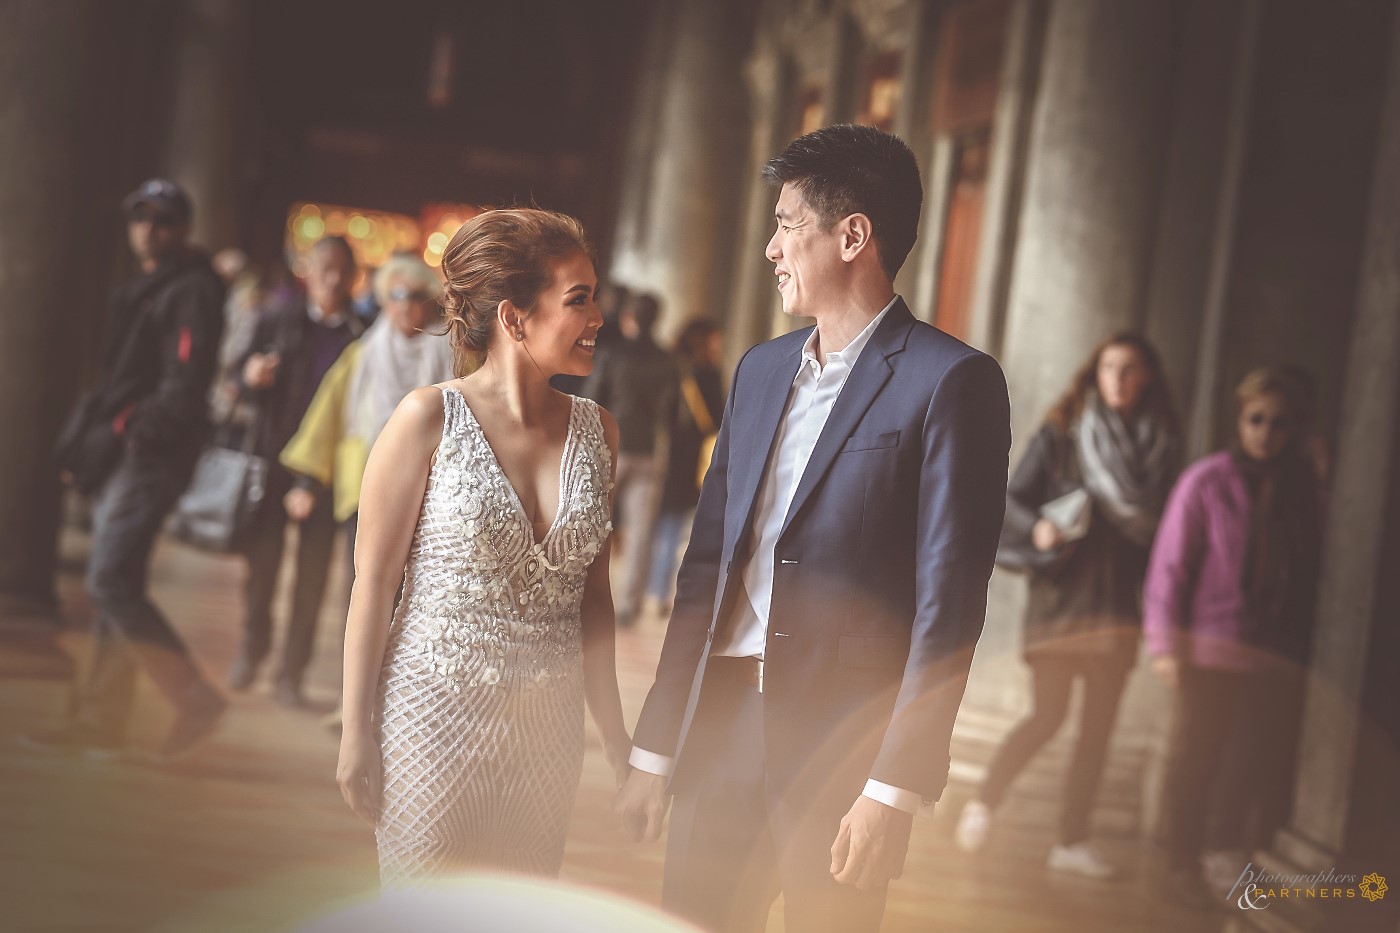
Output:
[336, 209, 632, 887]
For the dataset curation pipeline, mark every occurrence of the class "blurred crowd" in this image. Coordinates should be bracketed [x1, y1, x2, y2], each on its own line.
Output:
[38, 178, 729, 739]
[30, 176, 1332, 908]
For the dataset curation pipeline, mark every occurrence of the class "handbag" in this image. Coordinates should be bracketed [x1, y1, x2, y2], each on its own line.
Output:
[168, 414, 268, 552]
[995, 427, 1092, 574]
[1040, 487, 1091, 541]
[679, 374, 718, 491]
[995, 489, 1090, 574]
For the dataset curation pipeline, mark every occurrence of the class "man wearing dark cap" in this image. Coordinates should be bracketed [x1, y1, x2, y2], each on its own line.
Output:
[34, 179, 229, 760]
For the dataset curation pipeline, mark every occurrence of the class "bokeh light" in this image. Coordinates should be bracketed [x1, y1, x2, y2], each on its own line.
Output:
[285, 201, 482, 273]
[296, 873, 699, 933]
[284, 202, 422, 279]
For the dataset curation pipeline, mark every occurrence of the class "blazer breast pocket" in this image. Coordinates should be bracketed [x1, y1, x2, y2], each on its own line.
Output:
[841, 430, 900, 453]
[838, 634, 909, 669]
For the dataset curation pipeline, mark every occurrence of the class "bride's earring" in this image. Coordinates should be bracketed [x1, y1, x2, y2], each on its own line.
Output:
[514, 330, 525, 341]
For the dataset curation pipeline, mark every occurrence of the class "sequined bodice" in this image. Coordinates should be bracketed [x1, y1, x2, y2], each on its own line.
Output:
[386, 387, 613, 695]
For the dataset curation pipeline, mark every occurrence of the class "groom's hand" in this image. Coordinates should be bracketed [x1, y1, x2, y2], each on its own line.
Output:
[614, 769, 670, 842]
[830, 795, 914, 890]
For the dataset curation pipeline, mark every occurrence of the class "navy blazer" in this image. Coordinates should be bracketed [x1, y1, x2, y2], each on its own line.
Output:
[633, 298, 1011, 804]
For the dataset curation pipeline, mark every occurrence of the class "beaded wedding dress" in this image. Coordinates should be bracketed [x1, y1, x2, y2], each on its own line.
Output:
[374, 387, 612, 887]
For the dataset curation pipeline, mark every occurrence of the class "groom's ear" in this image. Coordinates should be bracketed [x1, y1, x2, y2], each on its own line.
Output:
[839, 213, 875, 264]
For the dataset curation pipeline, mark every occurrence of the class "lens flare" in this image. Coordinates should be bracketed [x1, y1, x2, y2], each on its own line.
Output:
[295, 873, 698, 933]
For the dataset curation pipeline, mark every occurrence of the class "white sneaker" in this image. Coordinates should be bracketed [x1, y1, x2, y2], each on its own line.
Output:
[1047, 842, 1118, 880]
[954, 800, 992, 852]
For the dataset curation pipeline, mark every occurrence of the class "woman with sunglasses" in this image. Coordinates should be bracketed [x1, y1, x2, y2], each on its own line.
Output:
[1145, 366, 1326, 904]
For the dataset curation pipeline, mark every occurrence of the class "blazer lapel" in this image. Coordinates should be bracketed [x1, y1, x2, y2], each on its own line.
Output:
[728, 339, 804, 553]
[778, 301, 914, 539]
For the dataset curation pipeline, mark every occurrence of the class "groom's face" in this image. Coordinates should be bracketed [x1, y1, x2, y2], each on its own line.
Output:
[766, 183, 845, 319]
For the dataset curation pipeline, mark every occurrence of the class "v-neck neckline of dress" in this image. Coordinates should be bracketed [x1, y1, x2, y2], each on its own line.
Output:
[447, 386, 575, 549]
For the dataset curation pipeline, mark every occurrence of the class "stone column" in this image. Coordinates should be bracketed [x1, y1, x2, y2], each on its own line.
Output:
[1142, 0, 1259, 460]
[1236, 7, 1400, 929]
[972, 0, 1183, 717]
[608, 0, 679, 280]
[964, 0, 1048, 356]
[608, 0, 755, 342]
[0, 1, 116, 675]
[997, 0, 1183, 444]
[892, 0, 949, 318]
[819, 11, 862, 128]
[165, 0, 250, 252]
[726, 46, 793, 363]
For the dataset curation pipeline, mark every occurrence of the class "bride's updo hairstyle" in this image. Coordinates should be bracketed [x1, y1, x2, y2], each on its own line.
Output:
[439, 208, 592, 375]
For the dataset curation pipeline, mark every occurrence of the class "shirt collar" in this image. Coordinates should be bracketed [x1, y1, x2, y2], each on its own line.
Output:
[307, 303, 346, 327]
[795, 296, 898, 384]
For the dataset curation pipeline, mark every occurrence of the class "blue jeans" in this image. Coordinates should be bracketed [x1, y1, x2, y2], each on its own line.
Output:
[76, 451, 209, 737]
[647, 509, 692, 606]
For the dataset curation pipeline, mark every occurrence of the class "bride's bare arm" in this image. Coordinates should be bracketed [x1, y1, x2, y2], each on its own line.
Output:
[336, 386, 444, 823]
[580, 408, 631, 784]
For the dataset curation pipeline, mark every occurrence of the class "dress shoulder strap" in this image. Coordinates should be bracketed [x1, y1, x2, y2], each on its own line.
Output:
[437, 384, 468, 440]
[570, 396, 612, 483]
[570, 395, 601, 445]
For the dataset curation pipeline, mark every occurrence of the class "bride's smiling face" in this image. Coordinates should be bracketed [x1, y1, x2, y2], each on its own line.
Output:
[508, 251, 603, 378]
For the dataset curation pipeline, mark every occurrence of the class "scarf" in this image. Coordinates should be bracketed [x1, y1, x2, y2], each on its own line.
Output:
[346, 317, 456, 446]
[1232, 447, 1323, 659]
[1074, 390, 1177, 546]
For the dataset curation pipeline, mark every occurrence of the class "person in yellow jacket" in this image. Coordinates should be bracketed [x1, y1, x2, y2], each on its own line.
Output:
[278, 254, 456, 720]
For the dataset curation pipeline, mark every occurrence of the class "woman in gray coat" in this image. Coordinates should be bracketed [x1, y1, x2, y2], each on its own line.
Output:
[955, 332, 1180, 880]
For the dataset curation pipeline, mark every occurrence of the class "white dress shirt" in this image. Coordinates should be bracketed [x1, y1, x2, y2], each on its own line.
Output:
[631, 297, 924, 814]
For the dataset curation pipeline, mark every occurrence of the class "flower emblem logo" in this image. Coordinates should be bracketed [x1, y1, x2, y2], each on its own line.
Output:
[1359, 872, 1388, 902]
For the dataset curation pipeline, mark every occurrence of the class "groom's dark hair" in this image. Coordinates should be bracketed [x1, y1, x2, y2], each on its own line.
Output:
[762, 123, 923, 279]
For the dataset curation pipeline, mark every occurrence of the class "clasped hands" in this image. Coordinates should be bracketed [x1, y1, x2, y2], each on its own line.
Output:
[612, 770, 914, 891]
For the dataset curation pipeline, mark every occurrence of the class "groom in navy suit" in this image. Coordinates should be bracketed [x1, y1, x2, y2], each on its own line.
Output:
[615, 124, 1011, 932]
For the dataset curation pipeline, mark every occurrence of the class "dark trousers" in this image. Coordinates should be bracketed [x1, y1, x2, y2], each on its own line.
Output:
[978, 653, 1129, 845]
[1208, 668, 1305, 853]
[663, 659, 887, 933]
[75, 452, 208, 737]
[1164, 665, 1305, 867]
[238, 483, 337, 688]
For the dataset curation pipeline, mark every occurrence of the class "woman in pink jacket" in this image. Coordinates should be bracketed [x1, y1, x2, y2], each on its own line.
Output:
[1145, 366, 1325, 902]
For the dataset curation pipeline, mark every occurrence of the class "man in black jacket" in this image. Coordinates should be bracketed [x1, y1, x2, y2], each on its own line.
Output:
[582, 293, 680, 627]
[32, 179, 228, 761]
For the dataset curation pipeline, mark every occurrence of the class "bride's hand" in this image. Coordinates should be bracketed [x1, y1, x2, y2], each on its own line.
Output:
[337, 729, 383, 824]
[604, 738, 632, 789]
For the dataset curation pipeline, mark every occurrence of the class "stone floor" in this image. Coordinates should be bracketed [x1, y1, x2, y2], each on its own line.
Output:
[0, 524, 1229, 932]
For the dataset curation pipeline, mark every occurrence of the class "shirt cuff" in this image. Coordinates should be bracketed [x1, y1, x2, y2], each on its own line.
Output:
[629, 747, 674, 778]
[862, 779, 924, 814]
